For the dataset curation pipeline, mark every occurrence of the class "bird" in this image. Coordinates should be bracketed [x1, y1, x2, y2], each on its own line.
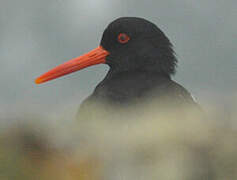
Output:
[33, 17, 209, 179]
[35, 17, 199, 117]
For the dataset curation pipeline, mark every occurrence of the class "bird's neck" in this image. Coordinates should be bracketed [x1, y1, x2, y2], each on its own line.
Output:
[105, 69, 171, 81]
[93, 69, 171, 104]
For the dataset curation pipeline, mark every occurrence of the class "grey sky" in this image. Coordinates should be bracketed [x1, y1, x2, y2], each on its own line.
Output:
[1, 0, 236, 116]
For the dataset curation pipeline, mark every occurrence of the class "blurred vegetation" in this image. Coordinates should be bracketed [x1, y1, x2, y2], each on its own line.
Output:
[0, 98, 237, 180]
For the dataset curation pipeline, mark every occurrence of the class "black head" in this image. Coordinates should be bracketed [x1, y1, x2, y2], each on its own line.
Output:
[101, 17, 177, 76]
[35, 17, 177, 84]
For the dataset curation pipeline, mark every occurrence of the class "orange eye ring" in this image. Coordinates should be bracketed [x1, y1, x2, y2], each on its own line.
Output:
[118, 33, 130, 44]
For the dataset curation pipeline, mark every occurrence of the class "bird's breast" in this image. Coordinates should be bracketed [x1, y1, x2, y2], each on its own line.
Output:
[93, 72, 171, 104]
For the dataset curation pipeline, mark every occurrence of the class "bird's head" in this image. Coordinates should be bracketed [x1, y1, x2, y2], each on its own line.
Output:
[35, 17, 177, 84]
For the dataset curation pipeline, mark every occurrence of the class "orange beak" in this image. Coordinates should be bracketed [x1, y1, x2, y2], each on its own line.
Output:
[35, 46, 109, 84]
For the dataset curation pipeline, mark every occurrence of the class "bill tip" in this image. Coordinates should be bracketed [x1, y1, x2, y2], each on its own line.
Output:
[35, 78, 43, 84]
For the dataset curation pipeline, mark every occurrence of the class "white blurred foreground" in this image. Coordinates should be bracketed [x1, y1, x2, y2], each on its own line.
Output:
[1, 98, 237, 180]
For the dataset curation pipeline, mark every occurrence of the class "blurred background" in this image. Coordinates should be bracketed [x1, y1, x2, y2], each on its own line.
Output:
[0, 0, 237, 179]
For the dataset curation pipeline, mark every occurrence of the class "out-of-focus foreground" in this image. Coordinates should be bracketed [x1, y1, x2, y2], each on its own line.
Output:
[1, 97, 237, 180]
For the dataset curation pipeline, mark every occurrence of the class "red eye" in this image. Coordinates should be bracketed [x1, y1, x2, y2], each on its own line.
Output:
[118, 33, 130, 44]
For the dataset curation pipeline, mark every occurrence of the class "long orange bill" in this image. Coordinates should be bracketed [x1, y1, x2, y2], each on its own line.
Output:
[35, 46, 109, 84]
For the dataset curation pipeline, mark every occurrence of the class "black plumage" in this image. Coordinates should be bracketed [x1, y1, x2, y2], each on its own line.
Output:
[79, 17, 198, 110]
